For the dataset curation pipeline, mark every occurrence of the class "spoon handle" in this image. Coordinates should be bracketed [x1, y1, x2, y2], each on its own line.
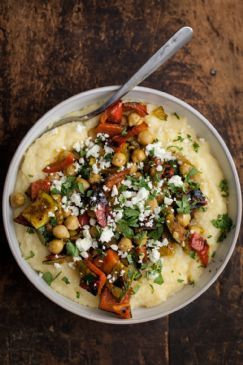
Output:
[102, 26, 193, 107]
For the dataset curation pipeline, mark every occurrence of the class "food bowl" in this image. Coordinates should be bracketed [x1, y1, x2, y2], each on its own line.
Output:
[2, 86, 242, 324]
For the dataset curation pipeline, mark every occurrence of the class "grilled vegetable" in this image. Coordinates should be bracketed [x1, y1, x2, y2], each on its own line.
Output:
[21, 192, 56, 229]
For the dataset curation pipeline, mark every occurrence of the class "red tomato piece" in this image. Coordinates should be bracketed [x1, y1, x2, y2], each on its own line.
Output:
[30, 179, 51, 200]
[189, 232, 209, 267]
[78, 213, 89, 226]
[43, 152, 75, 173]
[95, 204, 107, 227]
[108, 101, 123, 123]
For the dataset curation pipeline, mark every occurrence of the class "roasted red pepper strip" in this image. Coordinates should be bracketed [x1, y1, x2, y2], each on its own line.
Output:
[112, 122, 148, 145]
[108, 101, 123, 122]
[102, 249, 119, 274]
[85, 260, 106, 295]
[99, 287, 132, 319]
[43, 152, 75, 173]
[30, 179, 51, 200]
[78, 213, 89, 226]
[100, 101, 123, 124]
[123, 102, 148, 116]
[95, 123, 123, 136]
[105, 169, 130, 190]
[189, 232, 209, 266]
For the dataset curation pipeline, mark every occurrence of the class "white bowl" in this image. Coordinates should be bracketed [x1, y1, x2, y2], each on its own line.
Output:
[2, 86, 242, 324]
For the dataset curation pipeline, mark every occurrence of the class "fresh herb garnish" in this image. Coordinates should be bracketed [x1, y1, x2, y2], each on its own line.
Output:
[42, 271, 61, 286]
[177, 279, 184, 283]
[211, 214, 233, 242]
[219, 179, 229, 197]
[26, 227, 35, 234]
[50, 188, 61, 195]
[192, 141, 200, 152]
[189, 251, 196, 259]
[104, 153, 113, 161]
[176, 196, 191, 214]
[132, 285, 141, 294]
[149, 284, 155, 293]
[79, 149, 86, 157]
[25, 250, 35, 260]
[167, 145, 183, 151]
[66, 241, 79, 257]
[173, 112, 180, 119]
[50, 217, 57, 226]
[78, 182, 84, 194]
[121, 127, 127, 136]
[76, 291, 80, 299]
[62, 276, 70, 285]
[173, 135, 184, 142]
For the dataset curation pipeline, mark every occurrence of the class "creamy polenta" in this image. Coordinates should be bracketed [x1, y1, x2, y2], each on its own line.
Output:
[12, 101, 231, 319]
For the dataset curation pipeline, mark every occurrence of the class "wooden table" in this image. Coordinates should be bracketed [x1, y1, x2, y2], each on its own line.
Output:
[0, 1, 242, 364]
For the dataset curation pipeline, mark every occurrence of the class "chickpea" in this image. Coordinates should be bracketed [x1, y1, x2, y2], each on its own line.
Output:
[89, 173, 101, 184]
[118, 237, 133, 252]
[89, 157, 96, 166]
[64, 215, 80, 230]
[63, 209, 71, 218]
[112, 152, 127, 167]
[147, 198, 158, 212]
[65, 164, 76, 176]
[128, 112, 143, 127]
[76, 177, 90, 191]
[53, 225, 70, 239]
[129, 163, 137, 174]
[10, 192, 25, 208]
[132, 149, 146, 163]
[138, 130, 154, 145]
[177, 213, 191, 227]
[48, 239, 64, 254]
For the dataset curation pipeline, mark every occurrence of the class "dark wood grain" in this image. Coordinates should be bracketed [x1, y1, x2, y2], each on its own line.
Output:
[0, 1, 242, 364]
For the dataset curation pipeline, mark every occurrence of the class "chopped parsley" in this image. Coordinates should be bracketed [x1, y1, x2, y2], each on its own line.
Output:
[173, 135, 184, 142]
[176, 195, 191, 214]
[173, 112, 180, 119]
[42, 271, 61, 286]
[121, 127, 128, 136]
[192, 141, 200, 152]
[66, 241, 79, 257]
[211, 214, 233, 242]
[219, 179, 229, 197]
[62, 276, 70, 285]
[149, 284, 155, 293]
[76, 291, 80, 299]
[132, 284, 141, 294]
[25, 250, 35, 260]
[177, 279, 184, 283]
[26, 227, 35, 234]
[167, 145, 183, 151]
[50, 217, 57, 226]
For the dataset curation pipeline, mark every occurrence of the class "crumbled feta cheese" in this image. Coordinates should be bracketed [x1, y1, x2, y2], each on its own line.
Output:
[111, 185, 118, 197]
[92, 164, 100, 174]
[122, 179, 132, 187]
[86, 144, 100, 158]
[100, 227, 114, 243]
[168, 175, 183, 187]
[131, 187, 149, 205]
[73, 141, 81, 152]
[69, 206, 79, 216]
[54, 263, 62, 269]
[81, 252, 89, 259]
[89, 218, 96, 226]
[103, 185, 109, 192]
[70, 193, 82, 207]
[164, 197, 173, 205]
[146, 142, 175, 161]
[73, 256, 81, 262]
[68, 262, 76, 270]
[104, 145, 114, 154]
[76, 237, 92, 252]
[156, 165, 163, 172]
[149, 249, 161, 263]
[110, 244, 118, 251]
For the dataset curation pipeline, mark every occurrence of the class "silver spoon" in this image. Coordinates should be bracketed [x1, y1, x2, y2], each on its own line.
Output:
[56, 26, 193, 126]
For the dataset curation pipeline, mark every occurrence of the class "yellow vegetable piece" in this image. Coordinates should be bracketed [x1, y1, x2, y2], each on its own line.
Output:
[22, 192, 56, 229]
[152, 106, 167, 120]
